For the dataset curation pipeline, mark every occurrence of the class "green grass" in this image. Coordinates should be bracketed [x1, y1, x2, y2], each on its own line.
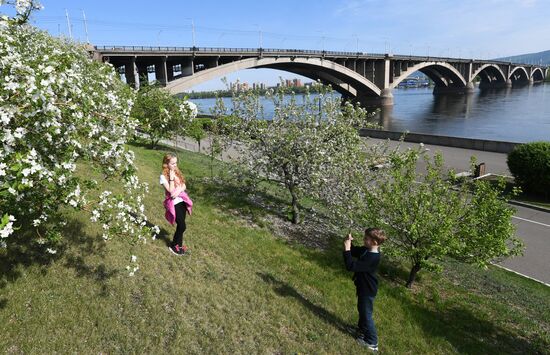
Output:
[477, 176, 550, 210]
[1, 143, 549, 354]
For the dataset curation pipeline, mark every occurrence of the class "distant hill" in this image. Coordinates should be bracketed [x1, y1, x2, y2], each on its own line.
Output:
[496, 50, 550, 65]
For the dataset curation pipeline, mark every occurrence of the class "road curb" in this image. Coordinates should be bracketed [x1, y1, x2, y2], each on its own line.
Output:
[508, 199, 550, 213]
[493, 264, 550, 287]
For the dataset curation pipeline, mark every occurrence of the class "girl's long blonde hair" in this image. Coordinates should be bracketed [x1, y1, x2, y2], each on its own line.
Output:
[162, 153, 186, 186]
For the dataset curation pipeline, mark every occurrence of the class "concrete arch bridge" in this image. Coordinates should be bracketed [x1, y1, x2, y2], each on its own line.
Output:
[95, 46, 548, 107]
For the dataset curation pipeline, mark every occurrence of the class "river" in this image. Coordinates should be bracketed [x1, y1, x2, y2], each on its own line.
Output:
[190, 83, 550, 143]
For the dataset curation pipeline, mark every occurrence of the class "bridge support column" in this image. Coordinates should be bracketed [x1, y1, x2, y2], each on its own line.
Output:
[356, 89, 394, 108]
[155, 57, 168, 86]
[464, 82, 475, 93]
[182, 58, 194, 76]
[137, 64, 148, 89]
[124, 57, 139, 90]
[167, 62, 174, 82]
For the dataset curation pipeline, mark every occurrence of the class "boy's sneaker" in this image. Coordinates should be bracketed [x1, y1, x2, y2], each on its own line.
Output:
[356, 336, 378, 352]
[168, 244, 187, 256]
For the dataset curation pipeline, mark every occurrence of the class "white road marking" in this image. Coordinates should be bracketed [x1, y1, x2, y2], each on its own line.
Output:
[512, 216, 550, 228]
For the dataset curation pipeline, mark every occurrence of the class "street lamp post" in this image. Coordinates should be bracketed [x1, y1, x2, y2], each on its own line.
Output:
[185, 18, 196, 48]
[156, 30, 162, 47]
[253, 24, 262, 49]
[191, 19, 196, 48]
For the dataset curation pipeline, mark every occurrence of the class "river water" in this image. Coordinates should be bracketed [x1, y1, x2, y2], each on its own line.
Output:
[191, 83, 550, 143]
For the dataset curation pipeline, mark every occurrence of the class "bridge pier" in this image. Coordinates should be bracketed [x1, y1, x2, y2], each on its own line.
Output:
[356, 89, 394, 108]
[124, 57, 139, 90]
[464, 82, 475, 93]
[137, 64, 148, 89]
[155, 57, 168, 86]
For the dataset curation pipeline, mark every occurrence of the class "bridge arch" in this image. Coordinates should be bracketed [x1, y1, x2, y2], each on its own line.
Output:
[531, 67, 545, 81]
[389, 62, 467, 90]
[471, 64, 507, 84]
[258, 64, 358, 97]
[509, 66, 529, 83]
[165, 57, 381, 98]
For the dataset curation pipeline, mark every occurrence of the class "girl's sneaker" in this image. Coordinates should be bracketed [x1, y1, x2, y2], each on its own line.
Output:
[169, 244, 186, 256]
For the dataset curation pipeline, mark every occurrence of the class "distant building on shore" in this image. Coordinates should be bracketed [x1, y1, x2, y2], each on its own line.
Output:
[276, 78, 304, 88]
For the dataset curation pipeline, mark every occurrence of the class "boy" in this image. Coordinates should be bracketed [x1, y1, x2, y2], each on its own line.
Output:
[343, 228, 387, 352]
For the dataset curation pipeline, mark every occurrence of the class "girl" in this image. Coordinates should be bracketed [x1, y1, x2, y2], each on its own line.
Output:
[161, 153, 193, 255]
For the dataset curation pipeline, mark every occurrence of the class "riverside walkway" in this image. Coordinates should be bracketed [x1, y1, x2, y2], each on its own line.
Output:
[169, 135, 550, 286]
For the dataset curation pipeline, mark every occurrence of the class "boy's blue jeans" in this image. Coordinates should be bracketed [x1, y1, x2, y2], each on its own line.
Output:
[357, 294, 378, 345]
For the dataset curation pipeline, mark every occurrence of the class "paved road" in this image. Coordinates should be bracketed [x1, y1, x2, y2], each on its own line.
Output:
[365, 138, 511, 175]
[171, 136, 550, 285]
[365, 139, 549, 285]
[504, 205, 550, 285]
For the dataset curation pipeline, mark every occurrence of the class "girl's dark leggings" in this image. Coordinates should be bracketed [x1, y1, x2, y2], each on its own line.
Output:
[172, 202, 187, 247]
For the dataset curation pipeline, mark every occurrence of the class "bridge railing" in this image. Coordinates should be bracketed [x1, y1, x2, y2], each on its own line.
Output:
[94, 46, 548, 68]
[94, 45, 387, 57]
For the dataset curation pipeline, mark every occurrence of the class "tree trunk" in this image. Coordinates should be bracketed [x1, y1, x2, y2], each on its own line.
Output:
[406, 262, 422, 288]
[198, 140, 201, 152]
[290, 187, 299, 224]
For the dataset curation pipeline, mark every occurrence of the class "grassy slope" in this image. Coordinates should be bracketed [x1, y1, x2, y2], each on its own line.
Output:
[1, 143, 548, 354]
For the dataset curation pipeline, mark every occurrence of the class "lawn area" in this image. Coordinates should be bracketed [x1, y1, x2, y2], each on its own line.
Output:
[1, 143, 548, 354]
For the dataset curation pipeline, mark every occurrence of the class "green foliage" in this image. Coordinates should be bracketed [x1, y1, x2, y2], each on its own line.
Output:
[187, 118, 210, 152]
[507, 141, 550, 197]
[131, 83, 195, 148]
[363, 148, 523, 287]
[455, 179, 522, 264]
[215, 82, 379, 224]
[0, 4, 156, 250]
[184, 84, 314, 99]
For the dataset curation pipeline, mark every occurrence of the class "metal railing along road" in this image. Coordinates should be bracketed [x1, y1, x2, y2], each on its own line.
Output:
[94, 46, 548, 68]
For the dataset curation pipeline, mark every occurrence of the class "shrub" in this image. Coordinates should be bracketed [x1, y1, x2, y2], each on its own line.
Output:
[507, 141, 550, 197]
[0, 2, 158, 255]
[131, 84, 196, 148]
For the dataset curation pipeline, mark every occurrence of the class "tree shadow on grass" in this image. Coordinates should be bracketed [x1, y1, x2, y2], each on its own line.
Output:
[384, 285, 545, 354]
[257, 272, 354, 337]
[0, 217, 118, 308]
[154, 226, 173, 247]
[195, 178, 290, 221]
[141, 218, 173, 247]
[195, 178, 340, 249]
[295, 243, 546, 353]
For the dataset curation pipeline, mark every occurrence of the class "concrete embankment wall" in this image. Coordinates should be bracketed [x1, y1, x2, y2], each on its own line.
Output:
[197, 114, 521, 153]
[359, 128, 520, 153]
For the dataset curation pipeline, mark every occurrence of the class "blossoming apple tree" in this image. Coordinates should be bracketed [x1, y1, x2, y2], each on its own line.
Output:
[0, 1, 159, 250]
[219, 83, 379, 224]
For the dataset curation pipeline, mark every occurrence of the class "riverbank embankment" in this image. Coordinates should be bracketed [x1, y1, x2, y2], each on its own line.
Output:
[359, 128, 519, 154]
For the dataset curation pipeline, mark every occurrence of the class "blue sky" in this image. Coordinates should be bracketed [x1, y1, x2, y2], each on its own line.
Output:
[5, 0, 550, 90]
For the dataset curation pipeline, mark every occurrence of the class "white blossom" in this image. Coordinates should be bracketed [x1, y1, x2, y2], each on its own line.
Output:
[0, 9, 155, 265]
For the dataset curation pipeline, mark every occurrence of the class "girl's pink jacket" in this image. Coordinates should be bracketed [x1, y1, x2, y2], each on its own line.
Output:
[163, 191, 193, 225]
